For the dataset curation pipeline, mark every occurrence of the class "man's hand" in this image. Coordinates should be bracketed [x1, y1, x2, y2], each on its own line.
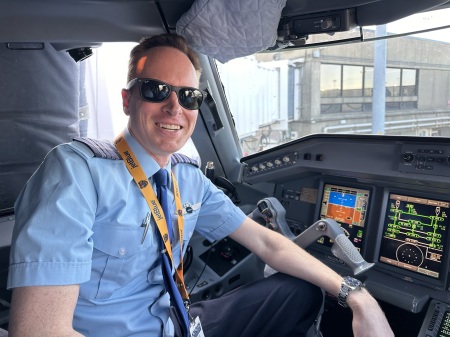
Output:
[347, 289, 395, 337]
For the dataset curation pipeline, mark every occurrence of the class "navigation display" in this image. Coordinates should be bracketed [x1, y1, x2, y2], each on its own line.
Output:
[379, 193, 450, 279]
[318, 183, 370, 251]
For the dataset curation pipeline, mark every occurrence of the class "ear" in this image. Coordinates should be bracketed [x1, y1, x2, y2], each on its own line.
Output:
[122, 88, 131, 116]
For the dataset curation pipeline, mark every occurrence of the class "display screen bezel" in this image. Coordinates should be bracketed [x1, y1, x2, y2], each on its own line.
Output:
[313, 180, 373, 256]
[376, 189, 450, 288]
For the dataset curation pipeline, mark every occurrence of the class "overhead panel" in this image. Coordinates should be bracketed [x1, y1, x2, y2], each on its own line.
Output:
[0, 0, 166, 43]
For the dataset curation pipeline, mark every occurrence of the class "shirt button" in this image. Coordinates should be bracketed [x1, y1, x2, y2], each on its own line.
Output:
[118, 247, 126, 256]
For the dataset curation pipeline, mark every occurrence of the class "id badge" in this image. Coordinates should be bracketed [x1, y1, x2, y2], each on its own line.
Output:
[189, 316, 205, 337]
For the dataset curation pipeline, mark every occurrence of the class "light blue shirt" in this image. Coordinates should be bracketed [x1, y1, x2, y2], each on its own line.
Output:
[8, 128, 246, 336]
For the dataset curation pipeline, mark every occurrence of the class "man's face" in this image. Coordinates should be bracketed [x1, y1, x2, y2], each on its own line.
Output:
[122, 46, 199, 166]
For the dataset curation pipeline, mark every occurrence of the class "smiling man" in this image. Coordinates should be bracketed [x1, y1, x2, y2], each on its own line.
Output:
[7, 34, 394, 337]
[123, 43, 201, 166]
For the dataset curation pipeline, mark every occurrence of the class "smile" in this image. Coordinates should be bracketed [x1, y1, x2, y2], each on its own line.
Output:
[157, 123, 181, 131]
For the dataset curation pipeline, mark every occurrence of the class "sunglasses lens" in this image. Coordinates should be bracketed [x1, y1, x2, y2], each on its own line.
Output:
[140, 80, 170, 102]
[137, 79, 204, 110]
[179, 89, 204, 110]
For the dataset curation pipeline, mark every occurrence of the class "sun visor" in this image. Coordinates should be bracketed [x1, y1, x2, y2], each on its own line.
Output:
[176, 0, 287, 63]
[0, 43, 81, 212]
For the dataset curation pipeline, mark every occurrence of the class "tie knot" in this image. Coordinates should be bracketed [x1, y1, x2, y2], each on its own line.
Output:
[154, 169, 169, 187]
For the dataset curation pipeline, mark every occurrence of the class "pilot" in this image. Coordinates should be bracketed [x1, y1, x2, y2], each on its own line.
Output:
[7, 34, 394, 337]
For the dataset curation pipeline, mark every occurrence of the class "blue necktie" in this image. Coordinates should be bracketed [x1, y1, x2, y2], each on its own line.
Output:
[154, 169, 190, 337]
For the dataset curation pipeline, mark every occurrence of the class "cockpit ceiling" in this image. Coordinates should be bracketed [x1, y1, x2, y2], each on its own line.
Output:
[0, 0, 449, 43]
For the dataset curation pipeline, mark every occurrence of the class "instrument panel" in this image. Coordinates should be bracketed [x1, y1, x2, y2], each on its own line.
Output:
[240, 134, 450, 335]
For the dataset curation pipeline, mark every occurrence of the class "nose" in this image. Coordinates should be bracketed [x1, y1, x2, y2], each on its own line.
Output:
[164, 91, 182, 116]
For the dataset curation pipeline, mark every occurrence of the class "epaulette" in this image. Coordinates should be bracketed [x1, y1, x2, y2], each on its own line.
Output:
[74, 137, 199, 167]
[171, 152, 199, 168]
[74, 137, 121, 160]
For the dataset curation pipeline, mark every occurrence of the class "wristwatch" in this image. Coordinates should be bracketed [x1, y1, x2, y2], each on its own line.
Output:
[337, 276, 363, 308]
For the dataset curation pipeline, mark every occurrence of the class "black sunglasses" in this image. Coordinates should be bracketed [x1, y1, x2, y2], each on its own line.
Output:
[126, 78, 206, 110]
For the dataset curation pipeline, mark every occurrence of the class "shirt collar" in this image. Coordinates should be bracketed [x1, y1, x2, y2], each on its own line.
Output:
[122, 128, 173, 180]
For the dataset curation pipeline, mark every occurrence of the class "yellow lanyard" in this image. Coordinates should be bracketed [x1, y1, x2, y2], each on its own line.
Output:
[114, 133, 189, 300]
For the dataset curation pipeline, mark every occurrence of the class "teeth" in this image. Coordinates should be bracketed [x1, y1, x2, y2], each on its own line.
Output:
[158, 123, 180, 130]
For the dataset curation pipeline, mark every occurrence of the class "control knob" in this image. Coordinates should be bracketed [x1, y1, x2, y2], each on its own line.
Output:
[402, 153, 415, 163]
[321, 18, 333, 30]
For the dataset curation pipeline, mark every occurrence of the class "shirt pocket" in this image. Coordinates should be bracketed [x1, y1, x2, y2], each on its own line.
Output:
[79, 222, 157, 300]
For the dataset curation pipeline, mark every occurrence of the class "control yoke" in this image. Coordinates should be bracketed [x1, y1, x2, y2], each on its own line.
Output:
[250, 197, 374, 275]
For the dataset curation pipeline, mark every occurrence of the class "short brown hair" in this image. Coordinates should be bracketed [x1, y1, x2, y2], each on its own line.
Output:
[127, 34, 202, 83]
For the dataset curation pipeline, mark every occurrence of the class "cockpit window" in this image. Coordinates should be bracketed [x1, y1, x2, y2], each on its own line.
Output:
[216, 9, 450, 156]
[83, 42, 135, 140]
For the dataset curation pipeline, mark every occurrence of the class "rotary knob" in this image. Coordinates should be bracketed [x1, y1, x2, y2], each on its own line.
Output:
[402, 153, 415, 163]
[321, 18, 333, 30]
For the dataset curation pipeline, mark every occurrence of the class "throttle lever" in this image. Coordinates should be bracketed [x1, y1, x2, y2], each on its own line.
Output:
[295, 218, 374, 275]
[250, 197, 374, 275]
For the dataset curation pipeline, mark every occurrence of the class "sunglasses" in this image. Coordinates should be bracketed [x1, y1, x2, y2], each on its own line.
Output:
[126, 78, 206, 110]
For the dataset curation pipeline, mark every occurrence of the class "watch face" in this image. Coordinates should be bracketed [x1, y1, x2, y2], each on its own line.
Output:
[344, 276, 362, 289]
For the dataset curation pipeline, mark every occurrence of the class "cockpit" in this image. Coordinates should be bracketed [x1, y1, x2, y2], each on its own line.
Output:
[1, 0, 450, 336]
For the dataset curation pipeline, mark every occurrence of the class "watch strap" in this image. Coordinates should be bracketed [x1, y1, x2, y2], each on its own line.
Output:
[338, 276, 363, 308]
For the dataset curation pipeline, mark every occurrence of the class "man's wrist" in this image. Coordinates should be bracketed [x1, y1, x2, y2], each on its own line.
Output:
[346, 286, 376, 311]
[337, 276, 364, 308]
